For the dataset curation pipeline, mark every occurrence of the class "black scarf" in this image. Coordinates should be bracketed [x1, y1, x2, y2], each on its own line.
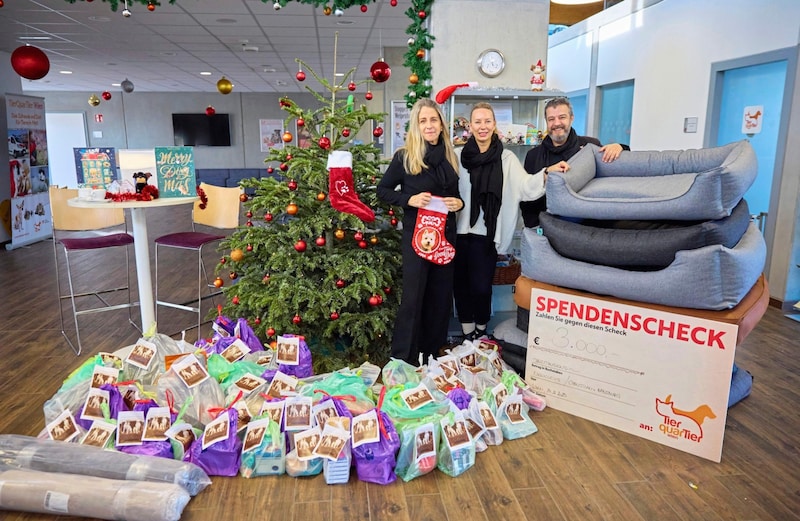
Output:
[461, 134, 504, 241]
[422, 138, 455, 187]
[541, 127, 581, 163]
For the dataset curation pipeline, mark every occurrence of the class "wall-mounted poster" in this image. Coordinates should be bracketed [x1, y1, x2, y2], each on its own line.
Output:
[260, 119, 284, 152]
[154, 146, 195, 198]
[390, 101, 410, 155]
[73, 148, 117, 188]
[6, 93, 52, 249]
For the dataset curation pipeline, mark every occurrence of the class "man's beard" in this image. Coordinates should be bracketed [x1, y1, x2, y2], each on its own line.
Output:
[550, 127, 569, 146]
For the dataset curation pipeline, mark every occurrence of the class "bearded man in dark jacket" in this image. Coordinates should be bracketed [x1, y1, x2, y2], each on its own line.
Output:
[521, 97, 629, 228]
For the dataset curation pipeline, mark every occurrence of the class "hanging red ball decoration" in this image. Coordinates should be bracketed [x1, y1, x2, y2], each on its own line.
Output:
[341, 128, 350, 137]
[267, 166, 274, 174]
[246, 244, 253, 252]
[353, 231, 364, 241]
[348, 81, 356, 91]
[294, 240, 307, 252]
[358, 240, 368, 249]
[101, 91, 112, 101]
[285, 153, 293, 160]
[147, 2, 155, 11]
[373, 126, 384, 137]
[264, 212, 273, 222]
[246, 220, 254, 227]
[262, 273, 270, 283]
[418, 10, 426, 19]
[296, 70, 306, 82]
[254, 317, 261, 325]
[287, 179, 298, 191]
[266, 327, 276, 337]
[330, 311, 339, 321]
[297, 118, 305, 127]
[365, 91, 373, 101]
[315, 236, 326, 247]
[384, 287, 392, 295]
[370, 60, 391, 83]
[318, 136, 331, 149]
[369, 295, 380, 307]
[246, 211, 253, 218]
[360, 4, 367, 12]
[292, 314, 302, 325]
[391, 218, 398, 226]
[205, 105, 216, 116]
[390, 0, 397, 5]
[11, 45, 50, 80]
[232, 295, 240, 305]
[336, 279, 346, 288]
[279, 162, 288, 172]
[0, 0, 5, 7]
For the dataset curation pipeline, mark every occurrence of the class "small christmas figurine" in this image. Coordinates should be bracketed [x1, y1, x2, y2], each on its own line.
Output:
[132, 171, 152, 193]
[530, 60, 546, 91]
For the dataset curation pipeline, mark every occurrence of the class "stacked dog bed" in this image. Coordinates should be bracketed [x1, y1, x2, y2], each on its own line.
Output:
[497, 140, 765, 405]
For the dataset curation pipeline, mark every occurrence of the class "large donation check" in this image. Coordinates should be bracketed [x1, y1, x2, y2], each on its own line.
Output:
[525, 288, 738, 462]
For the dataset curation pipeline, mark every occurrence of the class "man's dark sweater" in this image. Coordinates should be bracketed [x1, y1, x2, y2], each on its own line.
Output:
[521, 128, 603, 228]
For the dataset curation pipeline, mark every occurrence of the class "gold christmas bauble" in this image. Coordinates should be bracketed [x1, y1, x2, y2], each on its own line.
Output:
[88, 94, 101, 106]
[230, 248, 244, 262]
[334, 228, 345, 240]
[409, 73, 419, 84]
[216, 76, 233, 95]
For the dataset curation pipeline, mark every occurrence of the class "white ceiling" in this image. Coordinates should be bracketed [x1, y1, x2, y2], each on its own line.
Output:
[0, 0, 413, 93]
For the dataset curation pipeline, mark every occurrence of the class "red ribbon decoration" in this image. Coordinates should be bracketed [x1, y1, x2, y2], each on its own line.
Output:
[165, 389, 177, 415]
[376, 386, 389, 440]
[313, 389, 356, 402]
[207, 390, 244, 419]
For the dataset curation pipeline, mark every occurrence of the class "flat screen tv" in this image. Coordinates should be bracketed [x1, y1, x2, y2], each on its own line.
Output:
[172, 113, 231, 147]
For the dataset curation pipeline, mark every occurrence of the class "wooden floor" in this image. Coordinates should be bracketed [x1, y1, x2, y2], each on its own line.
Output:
[0, 205, 798, 521]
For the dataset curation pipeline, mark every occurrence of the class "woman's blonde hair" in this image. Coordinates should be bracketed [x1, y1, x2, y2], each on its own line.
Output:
[401, 98, 458, 175]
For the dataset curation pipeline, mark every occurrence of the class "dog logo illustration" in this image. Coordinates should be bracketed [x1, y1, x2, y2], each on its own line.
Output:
[655, 394, 716, 442]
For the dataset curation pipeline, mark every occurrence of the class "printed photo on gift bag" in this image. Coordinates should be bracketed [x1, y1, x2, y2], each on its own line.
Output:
[126, 338, 157, 370]
[276, 335, 300, 366]
[235, 400, 252, 433]
[117, 410, 146, 446]
[414, 423, 436, 462]
[234, 373, 266, 394]
[504, 397, 526, 424]
[313, 424, 350, 461]
[82, 420, 115, 448]
[254, 351, 273, 366]
[284, 396, 312, 431]
[165, 421, 196, 455]
[80, 388, 109, 422]
[312, 401, 339, 429]
[90, 365, 119, 388]
[47, 410, 80, 442]
[120, 385, 139, 410]
[243, 417, 270, 454]
[401, 383, 434, 411]
[441, 415, 471, 450]
[143, 406, 171, 441]
[99, 351, 122, 366]
[265, 371, 298, 398]
[202, 413, 230, 450]
[491, 382, 509, 409]
[294, 427, 321, 461]
[465, 416, 484, 440]
[220, 338, 251, 363]
[260, 400, 285, 426]
[478, 401, 498, 429]
[352, 409, 380, 448]
[173, 354, 210, 388]
[437, 355, 459, 378]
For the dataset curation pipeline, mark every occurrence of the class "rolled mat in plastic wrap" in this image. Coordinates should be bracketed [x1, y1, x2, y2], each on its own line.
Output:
[0, 467, 190, 521]
[0, 435, 210, 496]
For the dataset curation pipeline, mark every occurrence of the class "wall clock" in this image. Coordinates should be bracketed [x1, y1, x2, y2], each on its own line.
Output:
[477, 49, 505, 78]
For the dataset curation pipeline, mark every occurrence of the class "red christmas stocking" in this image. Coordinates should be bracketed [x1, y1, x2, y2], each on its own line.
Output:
[327, 151, 375, 223]
[412, 196, 455, 265]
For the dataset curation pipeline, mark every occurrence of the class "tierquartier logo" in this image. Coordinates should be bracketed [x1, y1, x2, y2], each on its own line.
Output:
[655, 394, 716, 443]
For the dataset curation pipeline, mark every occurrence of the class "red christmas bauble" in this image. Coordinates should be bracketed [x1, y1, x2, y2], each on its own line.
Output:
[292, 314, 302, 325]
[220, 257, 226, 264]
[369, 295, 380, 306]
[288, 179, 298, 191]
[390, 0, 397, 5]
[267, 166, 274, 174]
[336, 279, 346, 289]
[297, 118, 305, 127]
[360, 4, 367, 12]
[318, 136, 331, 149]
[342, 128, 350, 137]
[246, 211, 253, 218]
[232, 295, 240, 305]
[296, 71, 306, 81]
[370, 60, 391, 83]
[279, 162, 288, 172]
[365, 91, 373, 101]
[246, 220, 253, 227]
[286, 153, 293, 160]
[315, 236, 326, 247]
[147, 2, 155, 11]
[384, 286, 392, 295]
[101, 91, 112, 101]
[262, 273, 270, 283]
[265, 212, 273, 222]
[418, 10, 426, 18]
[246, 244, 253, 251]
[282, 131, 293, 143]
[330, 311, 339, 320]
[254, 317, 261, 325]
[294, 240, 307, 252]
[388, 209, 395, 216]
[373, 126, 384, 137]
[348, 81, 356, 91]
[11, 45, 50, 80]
[358, 240, 368, 249]
[266, 327, 276, 337]
[354, 231, 364, 241]
[391, 218, 398, 226]
[240, 193, 249, 202]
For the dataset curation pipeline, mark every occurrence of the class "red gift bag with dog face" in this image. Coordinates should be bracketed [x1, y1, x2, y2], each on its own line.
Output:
[412, 196, 454, 265]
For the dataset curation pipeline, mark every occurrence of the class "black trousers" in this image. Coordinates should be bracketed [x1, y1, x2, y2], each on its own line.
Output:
[453, 233, 497, 327]
[391, 230, 455, 365]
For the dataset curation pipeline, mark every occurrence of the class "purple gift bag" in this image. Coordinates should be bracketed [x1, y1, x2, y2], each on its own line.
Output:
[186, 407, 242, 476]
[352, 389, 400, 485]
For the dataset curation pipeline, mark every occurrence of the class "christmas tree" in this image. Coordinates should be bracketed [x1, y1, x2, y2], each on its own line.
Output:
[216, 58, 402, 374]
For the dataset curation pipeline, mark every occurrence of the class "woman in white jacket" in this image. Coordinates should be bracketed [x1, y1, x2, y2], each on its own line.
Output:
[453, 102, 547, 341]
